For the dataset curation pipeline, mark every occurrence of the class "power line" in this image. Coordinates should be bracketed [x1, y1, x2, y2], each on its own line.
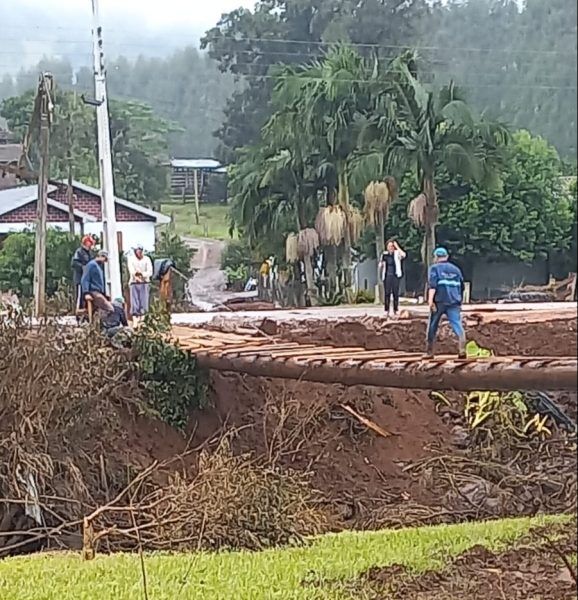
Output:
[1, 38, 576, 58]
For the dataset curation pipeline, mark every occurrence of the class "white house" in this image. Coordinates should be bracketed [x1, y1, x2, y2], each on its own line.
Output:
[0, 181, 170, 251]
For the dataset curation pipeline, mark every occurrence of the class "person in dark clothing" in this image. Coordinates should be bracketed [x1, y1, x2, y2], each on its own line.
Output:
[71, 235, 95, 311]
[81, 250, 114, 314]
[425, 247, 467, 359]
[101, 297, 129, 338]
[379, 240, 407, 317]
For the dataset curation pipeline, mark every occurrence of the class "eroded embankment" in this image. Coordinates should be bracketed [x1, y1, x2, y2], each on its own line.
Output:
[258, 312, 577, 356]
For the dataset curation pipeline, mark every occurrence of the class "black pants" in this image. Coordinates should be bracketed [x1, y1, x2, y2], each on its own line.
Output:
[384, 276, 400, 314]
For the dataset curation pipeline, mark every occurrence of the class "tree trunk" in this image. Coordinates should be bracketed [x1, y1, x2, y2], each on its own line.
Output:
[375, 211, 385, 303]
[325, 245, 338, 297]
[337, 167, 352, 295]
[303, 257, 317, 307]
[423, 176, 438, 273]
[193, 351, 577, 392]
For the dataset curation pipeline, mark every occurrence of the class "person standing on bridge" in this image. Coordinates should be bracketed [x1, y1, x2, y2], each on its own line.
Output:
[128, 244, 153, 326]
[425, 247, 467, 359]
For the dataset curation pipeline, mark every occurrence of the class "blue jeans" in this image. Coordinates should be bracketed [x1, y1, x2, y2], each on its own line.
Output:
[427, 304, 465, 345]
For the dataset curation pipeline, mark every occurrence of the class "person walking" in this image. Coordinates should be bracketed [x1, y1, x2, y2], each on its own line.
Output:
[425, 247, 467, 359]
[71, 235, 95, 313]
[127, 245, 153, 325]
[81, 250, 114, 315]
[379, 239, 406, 317]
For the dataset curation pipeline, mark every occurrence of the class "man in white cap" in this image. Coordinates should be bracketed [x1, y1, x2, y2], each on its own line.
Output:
[127, 244, 153, 325]
[425, 247, 467, 359]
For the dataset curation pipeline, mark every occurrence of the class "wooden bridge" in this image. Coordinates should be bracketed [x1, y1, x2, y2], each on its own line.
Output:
[172, 326, 577, 392]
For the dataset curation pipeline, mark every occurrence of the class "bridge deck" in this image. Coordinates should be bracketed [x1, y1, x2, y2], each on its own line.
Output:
[172, 326, 577, 392]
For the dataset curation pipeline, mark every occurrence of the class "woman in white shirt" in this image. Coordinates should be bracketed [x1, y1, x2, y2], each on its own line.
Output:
[379, 239, 407, 317]
[127, 245, 154, 323]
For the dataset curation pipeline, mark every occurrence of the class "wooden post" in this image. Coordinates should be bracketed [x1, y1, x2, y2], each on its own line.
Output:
[67, 162, 75, 236]
[33, 74, 53, 319]
[193, 168, 200, 225]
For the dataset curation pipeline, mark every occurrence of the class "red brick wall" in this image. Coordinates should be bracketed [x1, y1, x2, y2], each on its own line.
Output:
[50, 184, 155, 222]
[0, 201, 83, 223]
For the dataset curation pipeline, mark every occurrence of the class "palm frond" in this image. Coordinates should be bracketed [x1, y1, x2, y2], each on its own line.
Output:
[364, 180, 392, 225]
[315, 205, 347, 245]
[347, 206, 365, 244]
[297, 228, 320, 258]
[408, 193, 428, 228]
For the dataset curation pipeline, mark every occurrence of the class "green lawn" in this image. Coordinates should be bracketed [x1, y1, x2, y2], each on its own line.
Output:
[0, 515, 566, 600]
[160, 203, 232, 240]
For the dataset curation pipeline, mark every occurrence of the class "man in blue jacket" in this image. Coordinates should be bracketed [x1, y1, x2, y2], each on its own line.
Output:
[81, 250, 114, 314]
[426, 247, 467, 359]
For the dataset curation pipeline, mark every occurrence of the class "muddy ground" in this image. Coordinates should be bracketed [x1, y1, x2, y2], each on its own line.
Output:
[338, 519, 578, 599]
[256, 312, 577, 356]
[183, 314, 577, 528]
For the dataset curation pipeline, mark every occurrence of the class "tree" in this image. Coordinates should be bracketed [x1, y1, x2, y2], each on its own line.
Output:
[394, 62, 510, 270]
[0, 230, 78, 300]
[202, 0, 430, 161]
[1, 89, 175, 205]
[363, 178, 398, 299]
[388, 131, 575, 270]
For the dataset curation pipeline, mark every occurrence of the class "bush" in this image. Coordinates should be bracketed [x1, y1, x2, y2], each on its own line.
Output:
[0, 230, 79, 300]
[132, 309, 207, 430]
[354, 289, 375, 304]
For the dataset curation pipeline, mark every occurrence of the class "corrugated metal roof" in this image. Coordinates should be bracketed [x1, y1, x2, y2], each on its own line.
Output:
[0, 184, 97, 222]
[61, 180, 171, 224]
[171, 158, 221, 170]
[0, 185, 56, 215]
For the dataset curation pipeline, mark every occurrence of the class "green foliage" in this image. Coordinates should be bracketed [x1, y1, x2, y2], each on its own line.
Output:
[0, 89, 175, 205]
[438, 131, 574, 262]
[132, 309, 207, 430]
[389, 131, 574, 265]
[354, 289, 375, 304]
[221, 239, 254, 272]
[0, 515, 561, 599]
[0, 230, 78, 299]
[225, 265, 249, 289]
[202, 0, 430, 161]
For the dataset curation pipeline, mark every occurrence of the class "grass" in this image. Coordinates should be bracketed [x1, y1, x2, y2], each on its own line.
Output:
[0, 515, 568, 600]
[160, 202, 231, 240]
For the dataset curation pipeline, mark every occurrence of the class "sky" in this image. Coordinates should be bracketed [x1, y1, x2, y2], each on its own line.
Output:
[18, 0, 256, 30]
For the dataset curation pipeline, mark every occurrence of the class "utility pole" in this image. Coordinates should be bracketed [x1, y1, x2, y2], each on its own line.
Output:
[33, 73, 53, 319]
[90, 0, 122, 299]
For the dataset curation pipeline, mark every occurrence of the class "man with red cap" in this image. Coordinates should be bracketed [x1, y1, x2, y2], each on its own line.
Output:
[71, 235, 95, 313]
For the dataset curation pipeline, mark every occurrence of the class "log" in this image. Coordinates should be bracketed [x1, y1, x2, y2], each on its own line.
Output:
[194, 352, 577, 392]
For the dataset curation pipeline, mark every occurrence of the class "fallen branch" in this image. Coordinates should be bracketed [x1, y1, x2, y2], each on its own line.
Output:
[340, 404, 396, 439]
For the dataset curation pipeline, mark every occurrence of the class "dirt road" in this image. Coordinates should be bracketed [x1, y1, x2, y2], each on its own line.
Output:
[171, 301, 577, 325]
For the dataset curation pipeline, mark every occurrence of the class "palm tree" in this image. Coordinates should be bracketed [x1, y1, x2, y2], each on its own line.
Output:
[394, 61, 510, 270]
[229, 103, 321, 305]
[363, 177, 398, 300]
[279, 45, 379, 290]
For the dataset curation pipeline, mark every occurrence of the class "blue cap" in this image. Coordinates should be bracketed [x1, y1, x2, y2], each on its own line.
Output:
[434, 247, 449, 258]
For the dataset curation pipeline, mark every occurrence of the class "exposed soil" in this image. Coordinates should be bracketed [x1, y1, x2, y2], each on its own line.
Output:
[258, 313, 577, 357]
[188, 371, 577, 529]
[350, 520, 577, 599]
